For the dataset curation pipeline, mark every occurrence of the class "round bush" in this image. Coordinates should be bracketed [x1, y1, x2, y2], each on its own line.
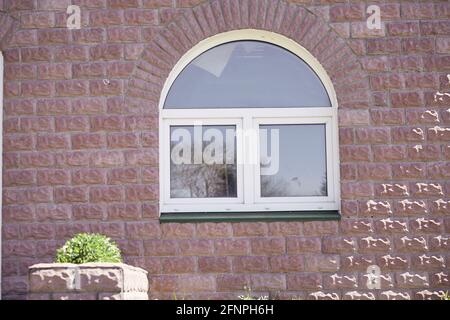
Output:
[55, 233, 122, 264]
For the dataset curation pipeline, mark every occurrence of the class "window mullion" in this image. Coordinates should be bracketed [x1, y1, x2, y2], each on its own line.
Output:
[242, 114, 256, 206]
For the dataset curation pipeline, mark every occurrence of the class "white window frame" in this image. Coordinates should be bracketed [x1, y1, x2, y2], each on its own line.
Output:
[254, 117, 335, 206]
[159, 30, 340, 214]
[162, 117, 244, 206]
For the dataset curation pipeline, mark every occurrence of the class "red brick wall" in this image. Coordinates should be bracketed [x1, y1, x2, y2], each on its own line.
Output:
[1, 0, 449, 300]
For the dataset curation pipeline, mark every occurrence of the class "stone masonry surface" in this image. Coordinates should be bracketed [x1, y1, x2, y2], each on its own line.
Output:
[1, 0, 449, 300]
[28, 263, 149, 300]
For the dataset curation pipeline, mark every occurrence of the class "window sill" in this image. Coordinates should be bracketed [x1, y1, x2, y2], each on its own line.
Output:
[159, 211, 340, 223]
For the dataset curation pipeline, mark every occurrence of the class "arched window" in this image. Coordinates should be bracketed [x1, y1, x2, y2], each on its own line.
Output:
[159, 30, 340, 221]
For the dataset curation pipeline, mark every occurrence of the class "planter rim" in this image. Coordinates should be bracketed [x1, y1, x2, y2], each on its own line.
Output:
[28, 262, 148, 274]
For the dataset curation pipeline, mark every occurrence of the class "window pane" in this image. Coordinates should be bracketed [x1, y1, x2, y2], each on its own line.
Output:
[260, 124, 327, 197]
[170, 125, 237, 198]
[164, 41, 331, 109]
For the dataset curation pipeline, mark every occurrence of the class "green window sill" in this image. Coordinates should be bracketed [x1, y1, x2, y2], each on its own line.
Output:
[159, 211, 340, 223]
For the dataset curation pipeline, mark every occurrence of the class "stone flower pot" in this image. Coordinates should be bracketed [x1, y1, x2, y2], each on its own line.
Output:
[28, 263, 148, 300]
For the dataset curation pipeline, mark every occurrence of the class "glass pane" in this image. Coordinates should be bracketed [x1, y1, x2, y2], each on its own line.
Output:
[170, 125, 237, 198]
[164, 41, 331, 109]
[260, 124, 327, 197]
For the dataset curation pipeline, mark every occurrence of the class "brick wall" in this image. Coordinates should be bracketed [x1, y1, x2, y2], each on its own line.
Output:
[1, 0, 449, 300]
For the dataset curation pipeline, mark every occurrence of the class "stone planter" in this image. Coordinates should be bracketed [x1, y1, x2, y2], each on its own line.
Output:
[28, 263, 148, 300]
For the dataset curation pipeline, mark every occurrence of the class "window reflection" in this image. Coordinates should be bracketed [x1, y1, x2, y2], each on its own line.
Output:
[165, 41, 331, 109]
[170, 125, 237, 198]
[260, 124, 327, 197]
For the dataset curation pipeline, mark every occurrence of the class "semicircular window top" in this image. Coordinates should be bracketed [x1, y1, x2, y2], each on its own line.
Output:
[160, 35, 340, 222]
[164, 41, 331, 109]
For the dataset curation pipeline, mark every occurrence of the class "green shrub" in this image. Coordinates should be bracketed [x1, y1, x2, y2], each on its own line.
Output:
[55, 233, 122, 264]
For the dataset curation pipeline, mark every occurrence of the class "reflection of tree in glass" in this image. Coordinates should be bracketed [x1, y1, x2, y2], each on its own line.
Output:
[261, 176, 292, 197]
[261, 174, 327, 197]
[171, 163, 237, 198]
[318, 176, 327, 196]
[169, 125, 237, 198]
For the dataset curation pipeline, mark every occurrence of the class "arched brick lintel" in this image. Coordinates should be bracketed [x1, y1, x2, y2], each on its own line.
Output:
[125, 0, 371, 114]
